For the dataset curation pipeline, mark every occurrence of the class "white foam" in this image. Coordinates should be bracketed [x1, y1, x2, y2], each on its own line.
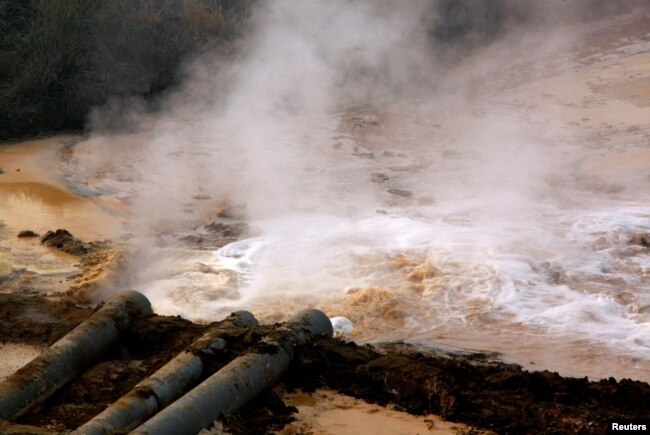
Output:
[330, 316, 354, 336]
[136, 194, 650, 358]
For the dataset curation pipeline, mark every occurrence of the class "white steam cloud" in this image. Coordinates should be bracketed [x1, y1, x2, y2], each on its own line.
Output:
[74, 1, 650, 380]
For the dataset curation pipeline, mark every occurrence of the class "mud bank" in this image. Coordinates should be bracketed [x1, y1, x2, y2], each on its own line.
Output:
[0, 136, 122, 241]
[2, 294, 648, 434]
[288, 340, 650, 434]
[0, 136, 125, 296]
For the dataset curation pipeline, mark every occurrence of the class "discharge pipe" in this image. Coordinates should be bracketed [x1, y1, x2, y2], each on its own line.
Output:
[0, 290, 152, 420]
[131, 308, 333, 435]
[72, 311, 257, 435]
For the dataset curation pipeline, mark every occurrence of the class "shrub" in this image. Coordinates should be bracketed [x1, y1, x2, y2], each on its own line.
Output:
[0, 0, 253, 140]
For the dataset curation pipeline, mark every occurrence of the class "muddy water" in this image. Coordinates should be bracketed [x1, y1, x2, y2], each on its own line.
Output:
[0, 136, 123, 291]
[3, 13, 649, 385]
[107, 14, 650, 383]
[282, 389, 467, 435]
[0, 137, 121, 240]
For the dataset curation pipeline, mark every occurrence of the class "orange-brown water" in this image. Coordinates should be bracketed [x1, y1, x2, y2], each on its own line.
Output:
[129, 12, 650, 383]
[2, 10, 649, 389]
[0, 137, 121, 241]
[281, 389, 471, 435]
[0, 136, 124, 292]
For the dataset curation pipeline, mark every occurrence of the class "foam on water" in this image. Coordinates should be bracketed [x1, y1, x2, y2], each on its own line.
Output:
[135, 194, 650, 360]
[126, 105, 650, 367]
[114, 5, 650, 378]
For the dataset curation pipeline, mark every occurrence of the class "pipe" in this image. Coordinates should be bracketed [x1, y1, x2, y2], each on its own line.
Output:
[0, 290, 152, 420]
[72, 311, 258, 435]
[131, 308, 333, 435]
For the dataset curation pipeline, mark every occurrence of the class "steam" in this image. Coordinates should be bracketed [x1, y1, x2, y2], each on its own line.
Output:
[75, 0, 650, 378]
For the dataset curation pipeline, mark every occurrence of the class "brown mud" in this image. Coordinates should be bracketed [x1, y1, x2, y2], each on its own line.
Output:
[1, 9, 650, 435]
[40, 229, 94, 257]
[2, 294, 649, 434]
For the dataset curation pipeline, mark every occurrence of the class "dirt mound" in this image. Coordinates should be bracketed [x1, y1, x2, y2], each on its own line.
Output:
[179, 221, 250, 250]
[286, 339, 650, 434]
[16, 230, 39, 238]
[4, 294, 650, 434]
[40, 229, 90, 256]
[0, 293, 90, 346]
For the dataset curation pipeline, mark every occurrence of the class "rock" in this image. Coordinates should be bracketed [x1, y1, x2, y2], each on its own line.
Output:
[630, 233, 650, 248]
[573, 174, 625, 194]
[0, 167, 4, 174]
[179, 222, 249, 250]
[179, 234, 204, 245]
[40, 229, 89, 256]
[387, 188, 412, 198]
[205, 222, 248, 238]
[217, 205, 246, 219]
[17, 230, 39, 238]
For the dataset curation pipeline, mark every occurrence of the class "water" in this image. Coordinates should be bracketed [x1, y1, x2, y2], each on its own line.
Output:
[58, 10, 650, 380]
[112, 99, 650, 381]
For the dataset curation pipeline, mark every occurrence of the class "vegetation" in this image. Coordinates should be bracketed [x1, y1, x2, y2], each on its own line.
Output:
[0, 0, 642, 140]
[0, 0, 253, 140]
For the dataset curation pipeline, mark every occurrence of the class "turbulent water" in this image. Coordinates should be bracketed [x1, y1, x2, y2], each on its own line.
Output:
[90, 9, 650, 381]
[126, 104, 650, 381]
[3, 5, 648, 382]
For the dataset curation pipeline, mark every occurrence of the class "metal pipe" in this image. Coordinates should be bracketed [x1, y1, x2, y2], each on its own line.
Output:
[72, 311, 258, 435]
[131, 308, 333, 435]
[0, 290, 152, 420]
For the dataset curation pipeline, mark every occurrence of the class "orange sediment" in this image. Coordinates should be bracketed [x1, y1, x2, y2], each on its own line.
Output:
[0, 136, 122, 241]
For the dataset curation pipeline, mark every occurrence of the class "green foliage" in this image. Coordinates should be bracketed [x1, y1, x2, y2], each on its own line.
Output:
[0, 0, 253, 140]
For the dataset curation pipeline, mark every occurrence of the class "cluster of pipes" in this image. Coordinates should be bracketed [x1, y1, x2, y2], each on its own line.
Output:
[0, 291, 334, 434]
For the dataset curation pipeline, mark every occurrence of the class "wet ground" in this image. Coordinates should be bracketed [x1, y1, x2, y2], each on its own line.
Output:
[1, 293, 649, 434]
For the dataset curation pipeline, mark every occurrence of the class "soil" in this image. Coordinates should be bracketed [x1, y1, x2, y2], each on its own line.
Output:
[0, 344, 43, 383]
[2, 294, 649, 434]
[40, 229, 93, 256]
[178, 220, 250, 250]
[286, 340, 650, 434]
[279, 389, 479, 435]
[0, 293, 91, 346]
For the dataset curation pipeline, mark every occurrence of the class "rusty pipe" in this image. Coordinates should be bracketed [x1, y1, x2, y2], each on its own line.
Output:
[0, 290, 152, 420]
[72, 311, 257, 435]
[131, 308, 333, 435]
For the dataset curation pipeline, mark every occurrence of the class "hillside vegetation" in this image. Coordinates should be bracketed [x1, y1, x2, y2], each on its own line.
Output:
[0, 0, 252, 140]
[0, 0, 642, 140]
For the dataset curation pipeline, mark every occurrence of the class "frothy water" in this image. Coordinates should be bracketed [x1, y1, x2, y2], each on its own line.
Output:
[74, 4, 650, 380]
[136, 201, 650, 351]
[123, 107, 650, 382]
